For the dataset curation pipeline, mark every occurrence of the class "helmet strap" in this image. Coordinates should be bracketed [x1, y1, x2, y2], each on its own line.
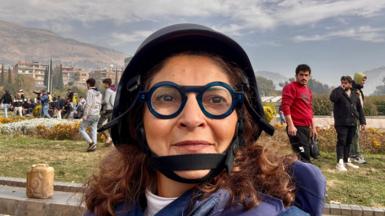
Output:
[135, 119, 244, 184]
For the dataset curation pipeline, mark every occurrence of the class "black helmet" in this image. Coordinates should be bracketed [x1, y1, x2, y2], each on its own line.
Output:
[101, 23, 274, 183]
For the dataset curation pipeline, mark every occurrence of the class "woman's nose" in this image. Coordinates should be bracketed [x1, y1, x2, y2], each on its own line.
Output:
[177, 94, 206, 130]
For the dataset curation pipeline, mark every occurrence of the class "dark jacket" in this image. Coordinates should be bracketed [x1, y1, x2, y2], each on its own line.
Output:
[1, 92, 12, 104]
[330, 87, 366, 126]
[84, 161, 325, 216]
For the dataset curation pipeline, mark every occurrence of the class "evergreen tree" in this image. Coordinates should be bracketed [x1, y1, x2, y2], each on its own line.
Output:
[7, 67, 12, 84]
[57, 64, 64, 90]
[0, 64, 4, 84]
[44, 64, 49, 88]
[256, 76, 278, 96]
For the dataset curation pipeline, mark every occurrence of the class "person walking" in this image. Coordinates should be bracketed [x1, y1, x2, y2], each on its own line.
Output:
[13, 90, 26, 117]
[97, 78, 116, 146]
[350, 72, 367, 164]
[79, 78, 102, 152]
[281, 64, 317, 163]
[40, 90, 51, 118]
[330, 76, 366, 172]
[1, 90, 12, 118]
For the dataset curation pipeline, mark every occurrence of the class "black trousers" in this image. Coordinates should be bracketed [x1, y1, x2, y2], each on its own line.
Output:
[287, 126, 311, 163]
[335, 126, 356, 163]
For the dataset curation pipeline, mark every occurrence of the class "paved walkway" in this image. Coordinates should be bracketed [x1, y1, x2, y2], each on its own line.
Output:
[314, 116, 385, 129]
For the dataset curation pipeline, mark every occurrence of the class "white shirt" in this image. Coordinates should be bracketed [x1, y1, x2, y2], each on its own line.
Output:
[144, 189, 178, 216]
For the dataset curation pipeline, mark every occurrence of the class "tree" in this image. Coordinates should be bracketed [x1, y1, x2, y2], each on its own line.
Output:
[52, 64, 64, 90]
[7, 67, 12, 84]
[279, 78, 331, 95]
[256, 76, 278, 96]
[15, 75, 34, 95]
[44, 65, 49, 88]
[0, 64, 4, 85]
[308, 79, 332, 95]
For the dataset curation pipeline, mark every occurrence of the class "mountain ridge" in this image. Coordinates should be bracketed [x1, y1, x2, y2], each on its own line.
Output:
[0, 20, 126, 69]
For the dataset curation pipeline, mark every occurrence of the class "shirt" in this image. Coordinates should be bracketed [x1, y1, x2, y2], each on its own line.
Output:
[281, 82, 313, 127]
[144, 189, 177, 216]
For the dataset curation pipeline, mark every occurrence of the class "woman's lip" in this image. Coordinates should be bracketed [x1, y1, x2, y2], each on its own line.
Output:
[171, 141, 214, 153]
[172, 140, 213, 146]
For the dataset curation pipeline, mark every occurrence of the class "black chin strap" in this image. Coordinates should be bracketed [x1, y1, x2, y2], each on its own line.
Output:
[243, 96, 275, 136]
[97, 92, 140, 133]
[136, 120, 245, 184]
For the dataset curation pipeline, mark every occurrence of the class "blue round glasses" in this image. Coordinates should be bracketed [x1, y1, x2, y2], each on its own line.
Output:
[138, 81, 244, 119]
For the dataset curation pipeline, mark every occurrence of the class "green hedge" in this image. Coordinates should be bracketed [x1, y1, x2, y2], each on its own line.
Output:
[312, 95, 385, 116]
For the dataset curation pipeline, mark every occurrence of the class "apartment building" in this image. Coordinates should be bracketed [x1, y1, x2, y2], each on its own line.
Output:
[13, 61, 47, 88]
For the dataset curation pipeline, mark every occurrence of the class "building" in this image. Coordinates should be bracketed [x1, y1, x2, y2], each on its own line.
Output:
[89, 67, 123, 85]
[61, 66, 89, 88]
[13, 61, 47, 88]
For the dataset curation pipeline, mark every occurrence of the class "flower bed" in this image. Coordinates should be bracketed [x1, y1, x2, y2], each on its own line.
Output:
[0, 116, 32, 124]
[0, 118, 81, 140]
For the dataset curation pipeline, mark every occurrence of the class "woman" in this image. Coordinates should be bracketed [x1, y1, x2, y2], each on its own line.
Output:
[85, 24, 325, 216]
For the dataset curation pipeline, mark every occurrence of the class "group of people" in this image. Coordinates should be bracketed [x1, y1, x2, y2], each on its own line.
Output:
[0, 88, 87, 119]
[78, 78, 116, 152]
[281, 64, 368, 171]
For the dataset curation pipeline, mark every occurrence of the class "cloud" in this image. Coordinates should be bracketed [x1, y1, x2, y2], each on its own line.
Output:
[292, 26, 385, 43]
[109, 30, 153, 45]
[1, 1, 384, 27]
[0, 0, 385, 39]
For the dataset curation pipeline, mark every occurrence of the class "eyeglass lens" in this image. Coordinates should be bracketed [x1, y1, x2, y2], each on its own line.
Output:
[150, 85, 233, 116]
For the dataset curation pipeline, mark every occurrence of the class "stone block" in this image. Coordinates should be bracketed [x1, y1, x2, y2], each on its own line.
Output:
[362, 206, 374, 216]
[372, 208, 385, 216]
[330, 203, 342, 215]
[323, 203, 331, 214]
[46, 203, 85, 216]
[341, 204, 352, 215]
[14, 201, 47, 216]
[350, 204, 363, 216]
[0, 198, 19, 215]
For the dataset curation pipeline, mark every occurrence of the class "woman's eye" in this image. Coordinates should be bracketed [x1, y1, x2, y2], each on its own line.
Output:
[156, 95, 175, 102]
[209, 96, 226, 104]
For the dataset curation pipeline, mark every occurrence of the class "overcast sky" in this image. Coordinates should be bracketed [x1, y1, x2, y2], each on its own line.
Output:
[1, 0, 385, 86]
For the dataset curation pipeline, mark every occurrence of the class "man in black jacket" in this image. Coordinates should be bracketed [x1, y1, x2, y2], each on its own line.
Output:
[330, 76, 366, 172]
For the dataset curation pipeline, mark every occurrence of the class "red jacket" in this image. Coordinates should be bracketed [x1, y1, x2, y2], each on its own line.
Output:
[281, 82, 313, 127]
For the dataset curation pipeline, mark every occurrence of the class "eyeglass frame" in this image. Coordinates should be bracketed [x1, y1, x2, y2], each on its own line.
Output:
[138, 81, 244, 119]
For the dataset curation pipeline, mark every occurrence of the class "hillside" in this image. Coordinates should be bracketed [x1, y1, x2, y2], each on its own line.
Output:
[0, 20, 125, 68]
[255, 70, 289, 89]
[364, 66, 385, 95]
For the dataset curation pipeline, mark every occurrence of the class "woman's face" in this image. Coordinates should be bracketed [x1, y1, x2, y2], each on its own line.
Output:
[143, 54, 238, 179]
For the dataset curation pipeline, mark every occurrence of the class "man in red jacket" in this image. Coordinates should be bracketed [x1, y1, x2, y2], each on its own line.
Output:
[281, 64, 317, 162]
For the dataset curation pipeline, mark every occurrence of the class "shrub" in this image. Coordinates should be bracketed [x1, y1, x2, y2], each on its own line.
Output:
[34, 122, 81, 140]
[313, 95, 332, 115]
[0, 116, 30, 124]
[263, 103, 277, 123]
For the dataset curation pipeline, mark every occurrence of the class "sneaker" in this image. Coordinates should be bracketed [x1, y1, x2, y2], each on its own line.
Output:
[345, 162, 359, 169]
[87, 142, 96, 152]
[336, 159, 347, 172]
[352, 156, 367, 164]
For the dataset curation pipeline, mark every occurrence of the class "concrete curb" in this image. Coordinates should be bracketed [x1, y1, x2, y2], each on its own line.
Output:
[0, 176, 84, 193]
[0, 185, 85, 216]
[323, 203, 385, 216]
[1, 177, 385, 215]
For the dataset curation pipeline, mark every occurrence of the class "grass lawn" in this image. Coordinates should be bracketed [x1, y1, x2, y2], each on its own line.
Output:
[313, 152, 385, 207]
[0, 134, 110, 183]
[0, 133, 384, 207]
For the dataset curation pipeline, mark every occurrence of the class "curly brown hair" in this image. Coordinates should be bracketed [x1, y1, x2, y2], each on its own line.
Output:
[84, 53, 296, 216]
